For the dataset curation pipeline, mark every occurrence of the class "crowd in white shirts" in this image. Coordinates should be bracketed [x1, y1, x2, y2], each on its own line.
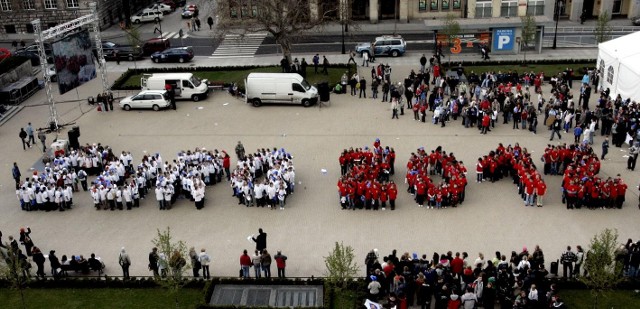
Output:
[230, 147, 296, 210]
[16, 142, 233, 212]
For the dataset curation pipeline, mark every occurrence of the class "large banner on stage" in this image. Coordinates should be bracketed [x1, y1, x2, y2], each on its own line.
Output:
[51, 30, 97, 95]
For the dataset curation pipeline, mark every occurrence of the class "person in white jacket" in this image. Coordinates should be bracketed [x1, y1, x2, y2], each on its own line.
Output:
[91, 186, 101, 210]
[155, 186, 165, 210]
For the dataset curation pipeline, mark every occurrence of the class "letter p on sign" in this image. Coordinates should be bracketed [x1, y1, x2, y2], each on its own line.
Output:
[498, 36, 511, 49]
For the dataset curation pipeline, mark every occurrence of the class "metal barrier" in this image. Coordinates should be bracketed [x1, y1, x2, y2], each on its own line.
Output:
[541, 34, 625, 48]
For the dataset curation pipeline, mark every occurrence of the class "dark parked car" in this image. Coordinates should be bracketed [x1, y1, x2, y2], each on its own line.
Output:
[142, 38, 171, 56]
[633, 17, 640, 26]
[13, 50, 41, 66]
[20, 43, 53, 63]
[100, 41, 144, 61]
[150, 46, 194, 63]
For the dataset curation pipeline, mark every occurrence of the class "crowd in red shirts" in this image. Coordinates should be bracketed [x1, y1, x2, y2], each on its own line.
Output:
[404, 146, 468, 209]
[541, 142, 630, 209]
[337, 139, 399, 210]
[480, 143, 548, 207]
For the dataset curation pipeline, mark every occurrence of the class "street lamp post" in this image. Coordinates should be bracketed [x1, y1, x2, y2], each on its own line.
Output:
[552, 0, 563, 49]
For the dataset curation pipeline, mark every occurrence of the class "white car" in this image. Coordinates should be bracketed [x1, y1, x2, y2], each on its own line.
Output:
[131, 11, 164, 24]
[143, 3, 173, 15]
[119, 90, 171, 111]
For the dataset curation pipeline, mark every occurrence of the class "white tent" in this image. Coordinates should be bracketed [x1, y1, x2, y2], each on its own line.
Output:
[597, 31, 640, 101]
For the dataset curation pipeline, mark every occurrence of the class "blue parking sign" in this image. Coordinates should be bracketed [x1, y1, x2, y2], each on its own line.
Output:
[493, 28, 515, 51]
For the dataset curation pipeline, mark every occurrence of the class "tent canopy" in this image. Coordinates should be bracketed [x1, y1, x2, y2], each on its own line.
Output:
[597, 32, 640, 101]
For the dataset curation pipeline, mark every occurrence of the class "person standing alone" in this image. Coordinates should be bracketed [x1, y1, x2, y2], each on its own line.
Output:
[252, 228, 267, 253]
[274, 250, 287, 278]
[12, 162, 21, 186]
[119, 247, 131, 279]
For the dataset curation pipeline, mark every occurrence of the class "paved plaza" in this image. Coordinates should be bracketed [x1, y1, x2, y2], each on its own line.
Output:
[1, 56, 638, 280]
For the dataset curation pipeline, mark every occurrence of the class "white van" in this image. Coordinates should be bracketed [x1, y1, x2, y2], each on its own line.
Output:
[245, 73, 318, 107]
[140, 73, 209, 101]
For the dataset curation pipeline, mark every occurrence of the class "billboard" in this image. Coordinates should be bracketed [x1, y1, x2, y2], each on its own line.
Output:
[493, 28, 515, 51]
[436, 32, 491, 54]
[51, 30, 97, 95]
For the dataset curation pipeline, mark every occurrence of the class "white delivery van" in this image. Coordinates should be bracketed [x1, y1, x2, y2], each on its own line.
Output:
[245, 73, 318, 107]
[140, 73, 209, 101]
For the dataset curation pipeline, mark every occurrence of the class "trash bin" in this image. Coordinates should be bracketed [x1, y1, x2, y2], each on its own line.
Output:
[318, 82, 330, 102]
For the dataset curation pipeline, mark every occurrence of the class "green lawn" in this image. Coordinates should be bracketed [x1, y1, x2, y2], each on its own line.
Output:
[560, 289, 640, 309]
[121, 66, 350, 90]
[0, 288, 203, 309]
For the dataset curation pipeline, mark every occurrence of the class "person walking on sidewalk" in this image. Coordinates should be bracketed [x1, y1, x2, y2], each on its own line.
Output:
[26, 122, 36, 145]
[38, 130, 46, 152]
[207, 16, 214, 30]
[19, 128, 30, 150]
[195, 17, 201, 31]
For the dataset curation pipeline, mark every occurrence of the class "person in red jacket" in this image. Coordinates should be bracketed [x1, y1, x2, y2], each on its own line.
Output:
[388, 181, 398, 210]
[476, 158, 483, 183]
[222, 151, 231, 181]
[240, 249, 252, 278]
[274, 250, 288, 278]
[481, 113, 491, 134]
[536, 179, 547, 207]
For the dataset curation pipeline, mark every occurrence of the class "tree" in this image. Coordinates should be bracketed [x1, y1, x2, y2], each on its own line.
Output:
[0, 246, 29, 309]
[324, 242, 359, 288]
[152, 227, 190, 309]
[580, 228, 625, 309]
[215, 0, 354, 63]
[520, 15, 537, 65]
[594, 11, 613, 43]
[126, 26, 142, 48]
[442, 13, 461, 48]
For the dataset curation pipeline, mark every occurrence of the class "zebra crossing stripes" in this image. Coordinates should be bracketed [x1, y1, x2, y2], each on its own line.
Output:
[209, 32, 267, 59]
[157, 31, 189, 39]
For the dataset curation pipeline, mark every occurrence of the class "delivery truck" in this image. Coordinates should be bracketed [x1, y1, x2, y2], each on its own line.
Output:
[244, 73, 318, 107]
[140, 73, 209, 101]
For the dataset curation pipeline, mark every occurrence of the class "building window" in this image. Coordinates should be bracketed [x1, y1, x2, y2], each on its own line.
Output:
[430, 0, 438, 10]
[4, 25, 16, 33]
[25, 23, 34, 33]
[453, 0, 461, 9]
[23, 0, 35, 10]
[44, 0, 58, 9]
[526, 0, 544, 15]
[599, 60, 605, 72]
[442, 0, 450, 10]
[419, 0, 427, 11]
[606, 66, 614, 84]
[501, 0, 518, 17]
[1, 0, 12, 11]
[475, 1, 492, 18]
[67, 0, 79, 8]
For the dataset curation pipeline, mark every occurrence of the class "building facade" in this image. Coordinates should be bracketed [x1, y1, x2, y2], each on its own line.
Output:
[0, 0, 153, 35]
[225, 0, 639, 23]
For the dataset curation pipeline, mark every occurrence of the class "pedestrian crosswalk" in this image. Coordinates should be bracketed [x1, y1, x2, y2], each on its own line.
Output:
[209, 32, 267, 59]
[158, 31, 190, 39]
